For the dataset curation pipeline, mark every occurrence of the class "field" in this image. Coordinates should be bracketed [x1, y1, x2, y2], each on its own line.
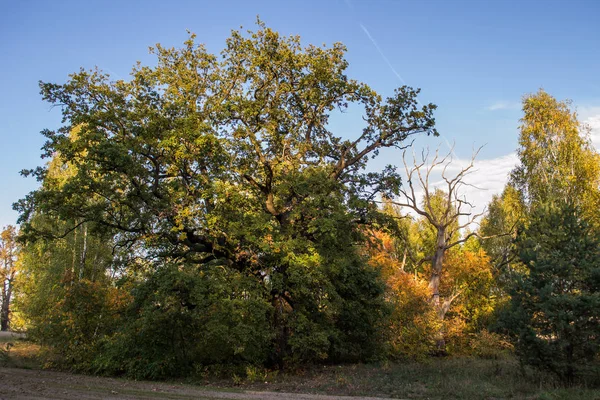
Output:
[1, 333, 599, 400]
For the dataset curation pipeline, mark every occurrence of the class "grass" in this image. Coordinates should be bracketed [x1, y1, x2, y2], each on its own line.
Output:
[1, 336, 599, 399]
[0, 333, 40, 370]
[201, 358, 600, 400]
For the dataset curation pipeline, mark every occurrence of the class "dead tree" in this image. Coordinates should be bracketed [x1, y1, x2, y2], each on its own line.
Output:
[392, 146, 488, 350]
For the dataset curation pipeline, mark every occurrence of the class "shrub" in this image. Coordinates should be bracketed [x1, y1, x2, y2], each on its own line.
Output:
[502, 203, 600, 385]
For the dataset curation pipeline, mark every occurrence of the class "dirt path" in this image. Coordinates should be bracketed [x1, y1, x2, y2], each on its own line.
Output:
[0, 367, 395, 400]
[0, 331, 26, 341]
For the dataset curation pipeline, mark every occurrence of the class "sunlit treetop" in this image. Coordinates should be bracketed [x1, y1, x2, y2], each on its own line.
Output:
[16, 21, 438, 266]
[511, 89, 600, 218]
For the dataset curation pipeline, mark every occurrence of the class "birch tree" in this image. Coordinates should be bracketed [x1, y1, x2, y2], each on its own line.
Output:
[0, 226, 19, 331]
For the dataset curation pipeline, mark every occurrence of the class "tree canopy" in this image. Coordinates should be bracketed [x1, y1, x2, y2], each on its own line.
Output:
[17, 23, 437, 257]
[504, 203, 600, 384]
[491, 90, 600, 384]
[12, 21, 599, 387]
[15, 22, 438, 375]
[511, 89, 600, 220]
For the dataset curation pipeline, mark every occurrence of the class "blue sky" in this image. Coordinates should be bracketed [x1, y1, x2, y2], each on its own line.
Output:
[1, 0, 600, 227]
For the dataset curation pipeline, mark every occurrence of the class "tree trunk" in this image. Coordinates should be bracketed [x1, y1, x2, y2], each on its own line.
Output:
[271, 293, 290, 370]
[79, 223, 88, 281]
[0, 276, 13, 331]
[400, 248, 407, 272]
[0, 303, 9, 331]
[71, 224, 78, 284]
[428, 229, 446, 306]
[428, 228, 447, 353]
[0, 226, 17, 332]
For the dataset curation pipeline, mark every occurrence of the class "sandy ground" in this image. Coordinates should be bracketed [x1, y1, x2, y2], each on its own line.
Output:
[0, 367, 394, 400]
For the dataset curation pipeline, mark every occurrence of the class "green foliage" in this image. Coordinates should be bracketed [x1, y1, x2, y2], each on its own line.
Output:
[511, 89, 600, 222]
[1, 225, 19, 331]
[491, 90, 600, 385]
[480, 185, 526, 274]
[47, 280, 126, 370]
[93, 263, 273, 379]
[327, 256, 388, 362]
[502, 202, 600, 385]
[16, 21, 437, 373]
[14, 212, 123, 370]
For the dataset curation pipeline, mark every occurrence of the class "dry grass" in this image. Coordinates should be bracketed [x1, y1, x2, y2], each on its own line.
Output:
[203, 358, 600, 400]
[0, 332, 40, 370]
[1, 336, 599, 399]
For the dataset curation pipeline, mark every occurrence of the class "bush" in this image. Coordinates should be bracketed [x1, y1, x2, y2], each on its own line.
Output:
[94, 263, 273, 379]
[468, 330, 513, 359]
[502, 203, 600, 385]
[26, 279, 128, 371]
[385, 273, 440, 359]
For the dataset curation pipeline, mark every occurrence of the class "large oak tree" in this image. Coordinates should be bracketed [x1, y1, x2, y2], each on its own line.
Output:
[17, 22, 438, 371]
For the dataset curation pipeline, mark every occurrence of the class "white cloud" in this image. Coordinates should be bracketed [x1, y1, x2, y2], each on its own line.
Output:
[396, 104, 600, 228]
[578, 106, 600, 148]
[458, 153, 518, 216]
[487, 101, 520, 111]
[398, 152, 518, 226]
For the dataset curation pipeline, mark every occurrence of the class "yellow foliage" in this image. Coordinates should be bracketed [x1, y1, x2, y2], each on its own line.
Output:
[366, 230, 439, 358]
[442, 249, 496, 330]
[367, 230, 405, 280]
[386, 272, 440, 359]
[367, 229, 500, 357]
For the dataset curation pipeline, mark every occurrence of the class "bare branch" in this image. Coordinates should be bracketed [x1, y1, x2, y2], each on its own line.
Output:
[445, 230, 513, 250]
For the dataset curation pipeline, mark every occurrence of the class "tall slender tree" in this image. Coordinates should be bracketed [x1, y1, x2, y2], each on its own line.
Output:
[496, 90, 600, 384]
[0, 226, 19, 331]
[510, 89, 600, 220]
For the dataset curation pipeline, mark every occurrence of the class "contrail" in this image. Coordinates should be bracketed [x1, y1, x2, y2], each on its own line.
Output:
[345, 2, 456, 156]
[356, 21, 457, 158]
[344, 1, 487, 227]
[359, 23, 407, 86]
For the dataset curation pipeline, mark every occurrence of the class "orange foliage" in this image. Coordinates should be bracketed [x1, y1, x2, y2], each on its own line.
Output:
[366, 230, 439, 358]
[367, 230, 405, 280]
[441, 249, 496, 329]
[386, 272, 440, 358]
[366, 229, 499, 357]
